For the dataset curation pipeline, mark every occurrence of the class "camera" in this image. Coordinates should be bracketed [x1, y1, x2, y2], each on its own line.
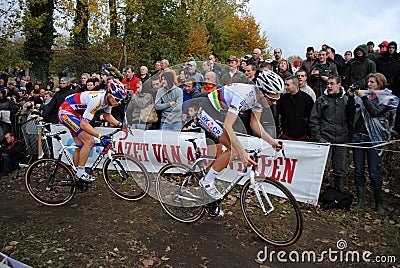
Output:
[349, 84, 360, 92]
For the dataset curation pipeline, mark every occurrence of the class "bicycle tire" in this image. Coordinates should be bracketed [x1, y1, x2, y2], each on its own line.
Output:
[103, 153, 149, 201]
[25, 158, 76, 206]
[156, 163, 205, 223]
[241, 176, 303, 247]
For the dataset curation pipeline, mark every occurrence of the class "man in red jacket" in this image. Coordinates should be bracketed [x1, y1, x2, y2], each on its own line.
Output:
[122, 65, 141, 94]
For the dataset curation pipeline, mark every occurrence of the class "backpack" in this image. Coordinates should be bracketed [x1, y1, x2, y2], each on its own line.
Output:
[139, 105, 158, 123]
[319, 187, 353, 210]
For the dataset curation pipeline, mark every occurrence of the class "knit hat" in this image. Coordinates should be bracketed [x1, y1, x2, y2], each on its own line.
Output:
[388, 41, 397, 50]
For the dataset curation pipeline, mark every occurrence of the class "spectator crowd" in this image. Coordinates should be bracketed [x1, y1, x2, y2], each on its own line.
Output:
[1, 40, 400, 215]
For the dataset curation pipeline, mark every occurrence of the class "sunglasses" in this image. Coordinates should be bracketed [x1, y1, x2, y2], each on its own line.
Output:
[263, 93, 280, 102]
[114, 97, 122, 103]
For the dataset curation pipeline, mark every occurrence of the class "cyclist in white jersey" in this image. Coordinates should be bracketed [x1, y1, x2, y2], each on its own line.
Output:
[196, 70, 285, 199]
[58, 79, 127, 182]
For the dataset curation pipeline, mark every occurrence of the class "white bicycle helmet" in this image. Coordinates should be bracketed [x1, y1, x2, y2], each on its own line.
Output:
[256, 70, 285, 98]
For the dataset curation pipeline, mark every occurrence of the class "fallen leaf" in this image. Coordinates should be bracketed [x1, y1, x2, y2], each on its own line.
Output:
[364, 225, 373, 233]
[373, 219, 381, 224]
[142, 259, 154, 267]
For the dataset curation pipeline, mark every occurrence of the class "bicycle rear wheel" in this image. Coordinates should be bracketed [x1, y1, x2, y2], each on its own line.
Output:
[25, 158, 76, 206]
[241, 176, 303, 247]
[103, 154, 149, 201]
[156, 163, 205, 223]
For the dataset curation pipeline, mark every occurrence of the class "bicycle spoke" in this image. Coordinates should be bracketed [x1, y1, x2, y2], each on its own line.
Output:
[103, 154, 149, 201]
[25, 159, 76, 206]
[156, 163, 205, 223]
[241, 177, 303, 246]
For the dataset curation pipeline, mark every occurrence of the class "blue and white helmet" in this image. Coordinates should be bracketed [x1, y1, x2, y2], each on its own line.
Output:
[107, 79, 127, 99]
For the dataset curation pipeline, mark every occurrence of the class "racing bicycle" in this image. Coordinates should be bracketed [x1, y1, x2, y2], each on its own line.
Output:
[155, 135, 303, 247]
[25, 127, 150, 206]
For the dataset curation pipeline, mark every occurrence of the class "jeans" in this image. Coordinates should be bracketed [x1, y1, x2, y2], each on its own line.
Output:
[351, 133, 382, 189]
[131, 123, 148, 130]
[2, 153, 18, 174]
[160, 121, 182, 131]
[326, 145, 349, 178]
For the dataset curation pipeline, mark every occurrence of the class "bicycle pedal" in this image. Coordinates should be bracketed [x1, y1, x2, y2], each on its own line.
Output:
[205, 201, 222, 217]
[76, 181, 89, 192]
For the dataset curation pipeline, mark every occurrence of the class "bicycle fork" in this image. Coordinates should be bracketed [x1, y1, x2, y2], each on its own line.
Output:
[249, 171, 275, 216]
[110, 158, 129, 180]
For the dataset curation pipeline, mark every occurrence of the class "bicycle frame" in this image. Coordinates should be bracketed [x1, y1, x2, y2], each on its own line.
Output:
[46, 128, 121, 176]
[158, 135, 302, 246]
[186, 137, 276, 215]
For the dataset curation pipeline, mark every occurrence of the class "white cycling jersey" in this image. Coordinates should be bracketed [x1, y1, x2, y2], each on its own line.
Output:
[207, 83, 263, 115]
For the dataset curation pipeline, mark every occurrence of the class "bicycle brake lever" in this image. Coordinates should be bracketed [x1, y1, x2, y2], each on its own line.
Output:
[277, 141, 286, 158]
[281, 149, 286, 158]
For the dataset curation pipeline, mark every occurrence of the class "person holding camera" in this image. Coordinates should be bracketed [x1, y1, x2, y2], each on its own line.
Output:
[347, 73, 399, 215]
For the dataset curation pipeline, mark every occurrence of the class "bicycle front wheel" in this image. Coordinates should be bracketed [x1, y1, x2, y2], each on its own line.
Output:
[103, 154, 149, 201]
[25, 158, 76, 206]
[156, 163, 205, 223]
[241, 177, 303, 247]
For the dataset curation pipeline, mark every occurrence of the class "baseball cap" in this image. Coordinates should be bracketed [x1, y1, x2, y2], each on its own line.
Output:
[378, 41, 389, 48]
[188, 61, 197, 67]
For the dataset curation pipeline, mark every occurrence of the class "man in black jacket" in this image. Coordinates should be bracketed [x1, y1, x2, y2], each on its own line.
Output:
[277, 76, 314, 141]
[309, 75, 352, 192]
[41, 77, 76, 123]
[376, 41, 400, 96]
[346, 44, 376, 90]
[0, 132, 26, 175]
[309, 49, 338, 98]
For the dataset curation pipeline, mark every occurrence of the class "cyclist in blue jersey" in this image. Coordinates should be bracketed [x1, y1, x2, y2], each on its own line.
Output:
[58, 79, 127, 182]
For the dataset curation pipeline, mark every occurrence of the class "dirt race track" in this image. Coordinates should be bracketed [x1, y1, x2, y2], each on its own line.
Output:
[1, 167, 399, 268]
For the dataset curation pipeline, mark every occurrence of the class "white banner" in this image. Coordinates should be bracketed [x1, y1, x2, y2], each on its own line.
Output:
[50, 125, 329, 205]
